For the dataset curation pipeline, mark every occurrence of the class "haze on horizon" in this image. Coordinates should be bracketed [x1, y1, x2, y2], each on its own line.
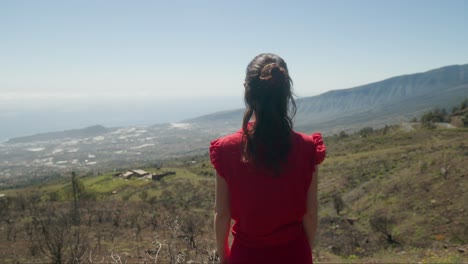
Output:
[1, 0, 468, 139]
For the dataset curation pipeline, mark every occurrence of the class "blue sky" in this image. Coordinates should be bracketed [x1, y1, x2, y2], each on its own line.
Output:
[1, 0, 468, 103]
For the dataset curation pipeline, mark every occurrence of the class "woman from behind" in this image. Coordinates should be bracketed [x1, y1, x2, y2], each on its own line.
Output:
[210, 53, 326, 264]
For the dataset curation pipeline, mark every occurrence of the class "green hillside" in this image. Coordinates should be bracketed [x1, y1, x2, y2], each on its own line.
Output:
[0, 125, 467, 263]
[317, 126, 467, 258]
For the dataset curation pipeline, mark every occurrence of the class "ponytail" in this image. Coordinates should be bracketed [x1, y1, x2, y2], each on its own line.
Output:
[242, 54, 296, 176]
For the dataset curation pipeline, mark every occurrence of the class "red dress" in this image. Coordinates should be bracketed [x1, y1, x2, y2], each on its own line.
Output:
[210, 129, 326, 264]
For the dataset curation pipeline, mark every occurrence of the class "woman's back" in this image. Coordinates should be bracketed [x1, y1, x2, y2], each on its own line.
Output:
[211, 128, 325, 262]
[212, 53, 325, 264]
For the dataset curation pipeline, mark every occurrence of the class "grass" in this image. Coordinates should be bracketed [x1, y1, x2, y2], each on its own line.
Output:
[1, 125, 467, 263]
[315, 126, 468, 260]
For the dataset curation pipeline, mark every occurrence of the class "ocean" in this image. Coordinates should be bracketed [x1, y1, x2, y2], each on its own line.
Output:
[0, 96, 243, 142]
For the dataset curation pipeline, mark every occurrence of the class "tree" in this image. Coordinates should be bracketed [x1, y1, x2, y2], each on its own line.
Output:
[358, 127, 373, 137]
[339, 131, 348, 138]
[28, 208, 89, 264]
[462, 112, 468, 127]
[48, 191, 60, 202]
[420, 109, 446, 128]
[0, 197, 11, 221]
[138, 190, 148, 202]
[71, 172, 82, 225]
[460, 98, 468, 110]
[180, 213, 203, 249]
[369, 209, 398, 244]
[332, 193, 345, 216]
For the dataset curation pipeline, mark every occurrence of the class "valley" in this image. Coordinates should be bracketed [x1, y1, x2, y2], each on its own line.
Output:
[0, 125, 466, 263]
[0, 122, 237, 188]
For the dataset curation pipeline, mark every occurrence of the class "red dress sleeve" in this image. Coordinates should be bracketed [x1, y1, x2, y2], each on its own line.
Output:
[311, 133, 326, 165]
[209, 138, 227, 180]
[304, 132, 326, 190]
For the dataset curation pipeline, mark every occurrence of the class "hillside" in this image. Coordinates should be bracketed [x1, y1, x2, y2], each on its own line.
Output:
[318, 127, 467, 254]
[190, 63, 468, 134]
[1, 125, 466, 263]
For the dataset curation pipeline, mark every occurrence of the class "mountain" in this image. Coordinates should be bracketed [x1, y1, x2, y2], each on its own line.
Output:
[189, 64, 468, 134]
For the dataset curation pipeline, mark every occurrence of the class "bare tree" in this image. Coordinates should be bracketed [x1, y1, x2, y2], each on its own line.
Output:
[29, 211, 68, 264]
[27, 206, 89, 264]
[145, 238, 163, 264]
[180, 214, 202, 250]
[67, 225, 89, 263]
[6, 219, 17, 242]
[369, 210, 398, 245]
[110, 251, 124, 264]
[332, 192, 345, 216]
[71, 171, 81, 225]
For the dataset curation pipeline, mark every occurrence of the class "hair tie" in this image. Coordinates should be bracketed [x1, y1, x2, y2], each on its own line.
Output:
[259, 63, 278, 81]
[259, 63, 287, 87]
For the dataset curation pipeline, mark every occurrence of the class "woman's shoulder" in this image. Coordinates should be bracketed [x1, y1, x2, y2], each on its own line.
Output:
[292, 130, 323, 144]
[210, 130, 243, 148]
[209, 130, 243, 179]
[210, 130, 243, 160]
[292, 130, 326, 165]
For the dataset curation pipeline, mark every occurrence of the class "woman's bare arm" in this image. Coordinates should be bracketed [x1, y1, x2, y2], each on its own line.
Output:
[303, 166, 319, 252]
[214, 172, 231, 263]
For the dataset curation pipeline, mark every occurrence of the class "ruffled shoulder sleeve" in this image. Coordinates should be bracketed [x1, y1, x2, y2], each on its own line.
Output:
[209, 138, 226, 179]
[311, 132, 326, 165]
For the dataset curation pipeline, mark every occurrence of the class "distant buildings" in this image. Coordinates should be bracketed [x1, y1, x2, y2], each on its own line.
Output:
[114, 169, 151, 179]
[114, 169, 175, 180]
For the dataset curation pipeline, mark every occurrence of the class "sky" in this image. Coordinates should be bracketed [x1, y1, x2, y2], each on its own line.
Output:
[0, 0, 468, 138]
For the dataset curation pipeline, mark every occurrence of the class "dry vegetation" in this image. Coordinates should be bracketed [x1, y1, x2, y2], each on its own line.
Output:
[0, 124, 467, 263]
[0, 165, 216, 263]
[315, 125, 467, 263]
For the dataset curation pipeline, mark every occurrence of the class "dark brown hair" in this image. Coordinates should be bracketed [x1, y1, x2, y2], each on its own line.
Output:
[242, 53, 296, 175]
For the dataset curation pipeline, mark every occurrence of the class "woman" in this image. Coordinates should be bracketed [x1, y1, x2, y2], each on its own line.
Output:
[210, 53, 326, 264]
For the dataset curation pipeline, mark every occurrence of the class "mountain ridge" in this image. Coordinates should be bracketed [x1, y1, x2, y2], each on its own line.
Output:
[5, 63, 468, 143]
[6, 125, 112, 144]
[189, 63, 468, 134]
